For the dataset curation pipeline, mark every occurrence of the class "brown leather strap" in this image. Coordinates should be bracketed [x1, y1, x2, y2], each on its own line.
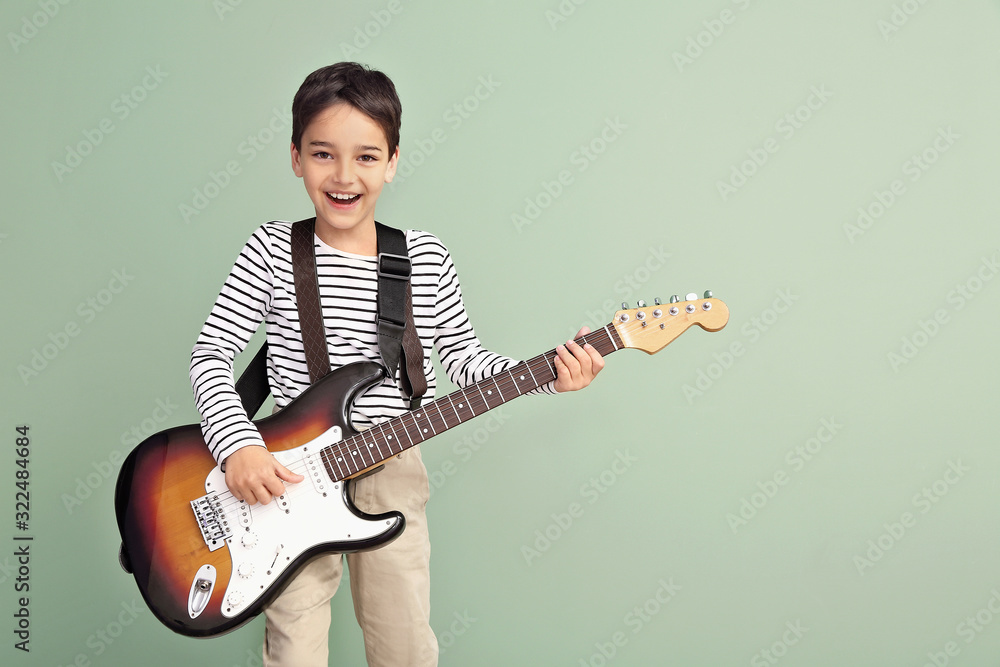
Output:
[290, 218, 330, 384]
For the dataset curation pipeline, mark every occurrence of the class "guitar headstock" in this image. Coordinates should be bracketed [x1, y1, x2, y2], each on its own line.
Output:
[612, 291, 729, 354]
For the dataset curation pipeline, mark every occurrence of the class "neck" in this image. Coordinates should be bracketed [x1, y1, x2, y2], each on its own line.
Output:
[318, 325, 624, 482]
[314, 218, 377, 256]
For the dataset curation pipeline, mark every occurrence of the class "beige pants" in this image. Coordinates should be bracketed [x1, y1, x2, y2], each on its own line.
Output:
[262, 446, 438, 667]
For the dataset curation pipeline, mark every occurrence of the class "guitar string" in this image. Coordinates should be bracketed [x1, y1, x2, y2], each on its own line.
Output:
[209, 326, 623, 515]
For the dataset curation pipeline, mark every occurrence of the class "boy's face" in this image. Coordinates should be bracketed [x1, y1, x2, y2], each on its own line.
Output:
[291, 103, 398, 251]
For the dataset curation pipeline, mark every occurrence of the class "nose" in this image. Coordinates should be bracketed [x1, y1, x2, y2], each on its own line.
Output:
[332, 158, 354, 184]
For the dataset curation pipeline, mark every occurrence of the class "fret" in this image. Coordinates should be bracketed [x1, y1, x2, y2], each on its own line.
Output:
[451, 390, 476, 422]
[371, 423, 390, 460]
[447, 393, 462, 424]
[483, 376, 503, 407]
[604, 324, 619, 351]
[385, 420, 404, 455]
[432, 399, 453, 431]
[506, 367, 523, 396]
[413, 409, 435, 438]
[543, 351, 556, 380]
[356, 431, 376, 468]
[523, 362, 539, 391]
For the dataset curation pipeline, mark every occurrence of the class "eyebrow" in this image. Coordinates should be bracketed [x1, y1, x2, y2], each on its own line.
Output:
[308, 140, 383, 152]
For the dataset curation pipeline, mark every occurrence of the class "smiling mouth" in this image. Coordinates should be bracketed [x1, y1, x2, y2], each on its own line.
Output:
[326, 192, 361, 205]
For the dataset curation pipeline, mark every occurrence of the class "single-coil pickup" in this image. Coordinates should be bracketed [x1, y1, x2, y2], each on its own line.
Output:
[304, 451, 331, 496]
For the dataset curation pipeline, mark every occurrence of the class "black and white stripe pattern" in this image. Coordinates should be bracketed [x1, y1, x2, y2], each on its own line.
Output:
[190, 220, 551, 464]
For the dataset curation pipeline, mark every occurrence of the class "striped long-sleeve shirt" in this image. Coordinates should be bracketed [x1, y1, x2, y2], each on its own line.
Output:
[190, 220, 551, 464]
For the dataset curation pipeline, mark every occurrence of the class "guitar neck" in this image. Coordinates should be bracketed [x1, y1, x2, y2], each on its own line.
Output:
[319, 324, 623, 482]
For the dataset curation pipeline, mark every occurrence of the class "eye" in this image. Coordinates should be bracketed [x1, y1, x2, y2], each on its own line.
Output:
[358, 154, 377, 162]
[313, 151, 332, 159]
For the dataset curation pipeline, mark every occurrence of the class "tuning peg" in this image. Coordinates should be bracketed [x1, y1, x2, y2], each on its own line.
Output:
[654, 297, 661, 306]
[704, 290, 713, 299]
[621, 302, 628, 310]
[669, 295, 679, 304]
[685, 293, 697, 301]
[637, 300, 646, 308]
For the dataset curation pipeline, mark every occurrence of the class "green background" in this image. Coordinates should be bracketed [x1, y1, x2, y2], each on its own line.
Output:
[3, 1, 999, 665]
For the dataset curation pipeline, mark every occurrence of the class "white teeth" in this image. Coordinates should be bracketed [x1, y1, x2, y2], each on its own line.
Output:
[328, 192, 357, 200]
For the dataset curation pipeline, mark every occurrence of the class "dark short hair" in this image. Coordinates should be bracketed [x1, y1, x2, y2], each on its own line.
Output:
[291, 62, 402, 154]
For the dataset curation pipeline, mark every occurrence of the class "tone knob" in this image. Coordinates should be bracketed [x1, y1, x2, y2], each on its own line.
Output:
[237, 562, 254, 579]
[227, 591, 244, 607]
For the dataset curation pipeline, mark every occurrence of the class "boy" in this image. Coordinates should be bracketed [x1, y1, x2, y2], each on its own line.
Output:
[190, 62, 603, 667]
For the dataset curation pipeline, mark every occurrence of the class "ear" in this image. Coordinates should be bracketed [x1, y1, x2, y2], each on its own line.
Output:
[290, 142, 304, 178]
[384, 146, 400, 184]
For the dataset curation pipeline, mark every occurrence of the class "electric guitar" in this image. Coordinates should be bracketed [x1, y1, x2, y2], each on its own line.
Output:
[114, 294, 729, 638]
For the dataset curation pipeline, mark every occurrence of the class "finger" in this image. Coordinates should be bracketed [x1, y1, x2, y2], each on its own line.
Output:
[276, 463, 305, 484]
[564, 339, 593, 375]
[556, 343, 582, 379]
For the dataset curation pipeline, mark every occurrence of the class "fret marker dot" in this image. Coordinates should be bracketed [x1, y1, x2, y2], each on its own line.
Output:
[488, 390, 493, 395]
[423, 429, 428, 434]
[520, 375, 525, 380]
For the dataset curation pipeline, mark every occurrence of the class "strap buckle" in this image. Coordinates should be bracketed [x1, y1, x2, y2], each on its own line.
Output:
[377, 253, 411, 280]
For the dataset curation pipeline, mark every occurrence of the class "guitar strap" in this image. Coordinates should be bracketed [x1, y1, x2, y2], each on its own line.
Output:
[235, 218, 426, 417]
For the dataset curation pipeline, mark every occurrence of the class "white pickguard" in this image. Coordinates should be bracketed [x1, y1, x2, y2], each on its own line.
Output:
[199, 426, 401, 618]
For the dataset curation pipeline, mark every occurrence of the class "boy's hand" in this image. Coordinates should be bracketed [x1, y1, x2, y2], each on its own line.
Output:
[224, 445, 305, 505]
[553, 326, 605, 393]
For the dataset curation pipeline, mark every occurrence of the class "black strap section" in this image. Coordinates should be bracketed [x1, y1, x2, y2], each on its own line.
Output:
[376, 222, 426, 408]
[235, 341, 271, 418]
[375, 222, 409, 377]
